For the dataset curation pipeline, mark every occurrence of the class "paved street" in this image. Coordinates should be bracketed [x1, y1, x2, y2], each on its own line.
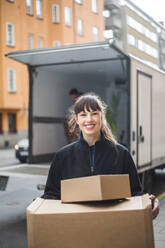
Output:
[0, 149, 48, 248]
[0, 174, 47, 248]
[0, 149, 165, 247]
[0, 149, 19, 168]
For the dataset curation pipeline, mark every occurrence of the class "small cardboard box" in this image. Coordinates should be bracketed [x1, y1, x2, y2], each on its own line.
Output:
[27, 194, 154, 248]
[61, 175, 131, 202]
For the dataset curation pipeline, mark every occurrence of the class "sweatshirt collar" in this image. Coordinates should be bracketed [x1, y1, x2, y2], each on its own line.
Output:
[79, 130, 106, 147]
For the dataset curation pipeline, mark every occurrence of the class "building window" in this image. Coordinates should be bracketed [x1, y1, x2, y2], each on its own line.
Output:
[75, 0, 82, 4]
[38, 37, 43, 48]
[52, 4, 60, 23]
[8, 114, 16, 133]
[8, 68, 16, 93]
[53, 40, 61, 47]
[128, 34, 136, 46]
[92, 0, 98, 13]
[6, 22, 15, 46]
[93, 27, 99, 41]
[77, 19, 83, 36]
[26, 0, 33, 15]
[64, 7, 71, 26]
[127, 16, 158, 44]
[152, 48, 158, 58]
[151, 32, 157, 43]
[0, 113, 2, 134]
[138, 39, 144, 51]
[28, 34, 34, 49]
[36, 0, 42, 18]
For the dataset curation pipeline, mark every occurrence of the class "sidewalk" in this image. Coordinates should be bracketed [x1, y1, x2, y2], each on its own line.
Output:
[0, 148, 18, 167]
[153, 195, 165, 248]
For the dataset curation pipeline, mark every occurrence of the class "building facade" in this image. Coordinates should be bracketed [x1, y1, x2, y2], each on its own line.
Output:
[0, 0, 104, 148]
[104, 0, 165, 70]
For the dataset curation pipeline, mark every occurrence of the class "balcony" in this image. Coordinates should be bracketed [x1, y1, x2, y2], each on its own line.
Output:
[105, 15, 122, 30]
[159, 39, 165, 55]
[160, 47, 165, 55]
[104, 0, 120, 10]
[104, 29, 121, 40]
[159, 54, 165, 70]
[160, 63, 165, 70]
[159, 31, 165, 41]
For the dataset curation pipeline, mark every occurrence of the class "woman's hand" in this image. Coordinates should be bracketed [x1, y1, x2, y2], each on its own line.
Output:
[149, 194, 160, 220]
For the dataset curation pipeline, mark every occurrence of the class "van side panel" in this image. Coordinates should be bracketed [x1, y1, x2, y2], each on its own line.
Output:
[130, 57, 165, 172]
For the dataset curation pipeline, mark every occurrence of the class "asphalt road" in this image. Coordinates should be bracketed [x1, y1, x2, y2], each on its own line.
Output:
[0, 149, 19, 168]
[0, 149, 48, 248]
[152, 169, 165, 197]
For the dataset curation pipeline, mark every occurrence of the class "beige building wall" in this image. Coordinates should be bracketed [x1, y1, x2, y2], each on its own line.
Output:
[127, 7, 159, 65]
[105, 3, 160, 67]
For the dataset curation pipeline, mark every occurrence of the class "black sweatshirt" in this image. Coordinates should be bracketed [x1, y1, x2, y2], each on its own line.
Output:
[42, 133, 142, 199]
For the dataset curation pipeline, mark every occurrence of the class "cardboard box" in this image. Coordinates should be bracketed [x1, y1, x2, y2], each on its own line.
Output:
[61, 175, 131, 202]
[27, 194, 154, 248]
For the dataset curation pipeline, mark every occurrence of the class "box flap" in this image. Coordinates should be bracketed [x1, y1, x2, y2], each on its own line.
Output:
[27, 197, 45, 214]
[32, 195, 150, 215]
[141, 194, 152, 209]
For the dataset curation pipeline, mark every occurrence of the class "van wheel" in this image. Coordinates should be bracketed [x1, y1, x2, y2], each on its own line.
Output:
[140, 170, 154, 194]
[19, 158, 27, 163]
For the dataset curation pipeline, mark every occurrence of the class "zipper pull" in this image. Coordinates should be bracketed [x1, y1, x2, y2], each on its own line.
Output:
[91, 165, 94, 175]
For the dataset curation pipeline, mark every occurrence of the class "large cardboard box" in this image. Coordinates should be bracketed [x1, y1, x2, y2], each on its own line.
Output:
[61, 175, 131, 202]
[27, 194, 154, 248]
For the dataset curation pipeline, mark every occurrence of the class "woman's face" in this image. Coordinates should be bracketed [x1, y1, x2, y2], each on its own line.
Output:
[75, 108, 103, 138]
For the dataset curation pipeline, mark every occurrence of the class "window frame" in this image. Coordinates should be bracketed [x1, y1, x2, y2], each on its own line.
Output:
[92, 26, 99, 41]
[26, 0, 33, 15]
[28, 33, 34, 49]
[75, 0, 83, 4]
[92, 0, 98, 13]
[52, 4, 60, 23]
[64, 7, 71, 26]
[36, 0, 43, 19]
[8, 68, 16, 93]
[8, 113, 17, 133]
[77, 18, 83, 36]
[6, 22, 15, 47]
[38, 36, 43, 48]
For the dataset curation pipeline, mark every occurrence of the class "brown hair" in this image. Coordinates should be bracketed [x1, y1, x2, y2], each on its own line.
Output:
[68, 93, 117, 143]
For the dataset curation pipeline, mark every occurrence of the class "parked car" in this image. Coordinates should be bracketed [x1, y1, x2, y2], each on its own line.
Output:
[14, 138, 29, 163]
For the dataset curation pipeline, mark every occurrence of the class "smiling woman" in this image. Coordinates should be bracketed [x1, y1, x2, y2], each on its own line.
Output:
[41, 92, 159, 220]
[75, 106, 109, 146]
[68, 93, 116, 145]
